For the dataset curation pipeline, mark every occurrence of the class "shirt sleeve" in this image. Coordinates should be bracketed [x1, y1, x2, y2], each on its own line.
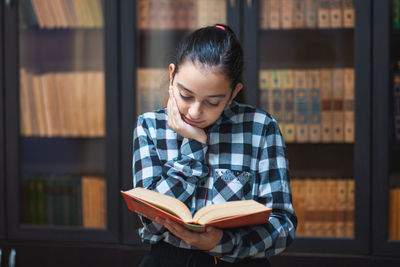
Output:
[208, 119, 297, 262]
[133, 114, 209, 205]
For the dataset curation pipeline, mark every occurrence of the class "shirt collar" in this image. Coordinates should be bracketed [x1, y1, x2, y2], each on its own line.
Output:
[207, 101, 238, 130]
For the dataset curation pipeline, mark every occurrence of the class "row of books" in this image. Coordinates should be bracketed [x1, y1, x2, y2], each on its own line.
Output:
[20, 70, 105, 137]
[389, 187, 400, 240]
[292, 178, 354, 238]
[136, 0, 226, 30]
[393, 61, 400, 143]
[259, 68, 355, 143]
[260, 0, 355, 30]
[393, 0, 400, 29]
[136, 68, 169, 115]
[21, 175, 106, 228]
[20, 0, 104, 29]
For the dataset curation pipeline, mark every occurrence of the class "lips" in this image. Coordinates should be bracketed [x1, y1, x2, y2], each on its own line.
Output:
[183, 116, 203, 126]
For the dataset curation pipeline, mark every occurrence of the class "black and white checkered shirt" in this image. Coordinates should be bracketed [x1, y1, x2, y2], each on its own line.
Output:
[133, 101, 297, 263]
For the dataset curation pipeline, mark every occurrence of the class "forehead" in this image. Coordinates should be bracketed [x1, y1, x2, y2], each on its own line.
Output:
[175, 61, 231, 94]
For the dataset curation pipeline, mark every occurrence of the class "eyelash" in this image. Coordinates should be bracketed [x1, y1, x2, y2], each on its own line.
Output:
[179, 93, 219, 107]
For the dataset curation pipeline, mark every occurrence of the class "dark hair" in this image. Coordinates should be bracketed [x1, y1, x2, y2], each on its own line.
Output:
[171, 24, 245, 101]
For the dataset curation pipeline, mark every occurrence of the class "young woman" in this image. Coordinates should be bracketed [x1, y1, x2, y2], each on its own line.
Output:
[133, 24, 297, 267]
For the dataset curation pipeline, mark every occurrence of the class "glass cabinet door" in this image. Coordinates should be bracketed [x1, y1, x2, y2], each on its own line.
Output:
[246, 0, 371, 254]
[5, 0, 119, 242]
[135, 0, 228, 116]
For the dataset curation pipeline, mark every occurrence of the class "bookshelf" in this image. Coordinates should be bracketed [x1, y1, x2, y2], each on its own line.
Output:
[242, 0, 371, 255]
[3, 0, 120, 247]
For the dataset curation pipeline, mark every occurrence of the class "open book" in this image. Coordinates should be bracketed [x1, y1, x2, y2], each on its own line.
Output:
[121, 187, 272, 232]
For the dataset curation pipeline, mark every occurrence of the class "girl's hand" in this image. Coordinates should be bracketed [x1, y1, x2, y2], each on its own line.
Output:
[167, 87, 207, 144]
[155, 217, 223, 250]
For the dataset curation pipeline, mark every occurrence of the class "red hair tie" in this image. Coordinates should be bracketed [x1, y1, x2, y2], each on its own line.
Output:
[215, 25, 225, 31]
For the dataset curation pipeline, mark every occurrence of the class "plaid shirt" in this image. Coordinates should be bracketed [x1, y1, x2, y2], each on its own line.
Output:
[133, 101, 297, 263]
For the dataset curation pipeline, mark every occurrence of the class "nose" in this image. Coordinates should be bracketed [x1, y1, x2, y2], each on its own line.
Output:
[188, 101, 203, 120]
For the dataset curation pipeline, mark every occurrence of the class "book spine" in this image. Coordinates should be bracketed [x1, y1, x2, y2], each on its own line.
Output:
[389, 187, 398, 240]
[329, 0, 342, 28]
[305, 0, 318, 28]
[394, 0, 400, 29]
[345, 179, 355, 237]
[303, 178, 317, 236]
[314, 178, 324, 236]
[344, 68, 355, 143]
[268, 0, 281, 29]
[308, 70, 322, 143]
[280, 0, 294, 29]
[317, 0, 330, 28]
[283, 70, 296, 142]
[332, 68, 345, 142]
[325, 178, 337, 237]
[260, 0, 269, 29]
[342, 0, 354, 28]
[272, 70, 284, 127]
[335, 178, 347, 237]
[397, 188, 400, 240]
[320, 69, 333, 142]
[293, 0, 305, 29]
[259, 70, 270, 112]
[295, 70, 309, 143]
[393, 70, 400, 143]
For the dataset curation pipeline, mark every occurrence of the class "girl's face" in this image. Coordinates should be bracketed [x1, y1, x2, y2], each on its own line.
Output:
[169, 61, 242, 129]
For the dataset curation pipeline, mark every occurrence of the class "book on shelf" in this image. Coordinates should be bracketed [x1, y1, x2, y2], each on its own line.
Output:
[121, 187, 272, 232]
[389, 187, 400, 240]
[332, 68, 345, 142]
[20, 70, 105, 137]
[259, 0, 353, 29]
[308, 69, 322, 143]
[295, 70, 309, 143]
[268, 0, 281, 29]
[258, 67, 354, 144]
[82, 176, 107, 228]
[342, 0, 355, 28]
[305, 0, 318, 28]
[317, 0, 330, 28]
[320, 69, 333, 142]
[393, 66, 400, 143]
[393, 0, 400, 29]
[329, 0, 343, 28]
[282, 70, 296, 142]
[291, 177, 354, 237]
[27, 0, 103, 29]
[293, 0, 306, 29]
[343, 68, 355, 143]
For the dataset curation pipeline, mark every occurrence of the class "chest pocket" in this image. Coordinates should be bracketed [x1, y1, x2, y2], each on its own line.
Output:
[211, 169, 253, 202]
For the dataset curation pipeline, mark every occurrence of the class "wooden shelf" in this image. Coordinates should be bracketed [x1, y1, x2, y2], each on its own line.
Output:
[259, 29, 354, 69]
[19, 28, 104, 73]
[20, 137, 105, 176]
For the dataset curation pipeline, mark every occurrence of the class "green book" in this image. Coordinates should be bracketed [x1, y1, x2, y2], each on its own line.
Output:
[394, 0, 400, 29]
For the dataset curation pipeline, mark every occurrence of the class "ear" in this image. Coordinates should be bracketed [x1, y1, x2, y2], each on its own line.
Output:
[228, 83, 243, 104]
[169, 63, 175, 85]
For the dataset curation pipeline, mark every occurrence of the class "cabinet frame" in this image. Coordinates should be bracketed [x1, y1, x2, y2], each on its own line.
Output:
[0, 0, 5, 242]
[372, 0, 400, 256]
[3, 0, 120, 243]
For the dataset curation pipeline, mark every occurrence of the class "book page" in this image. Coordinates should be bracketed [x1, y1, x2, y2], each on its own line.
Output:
[125, 188, 193, 222]
[193, 200, 268, 224]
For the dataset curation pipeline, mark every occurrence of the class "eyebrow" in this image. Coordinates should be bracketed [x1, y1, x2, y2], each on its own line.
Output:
[177, 82, 226, 98]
